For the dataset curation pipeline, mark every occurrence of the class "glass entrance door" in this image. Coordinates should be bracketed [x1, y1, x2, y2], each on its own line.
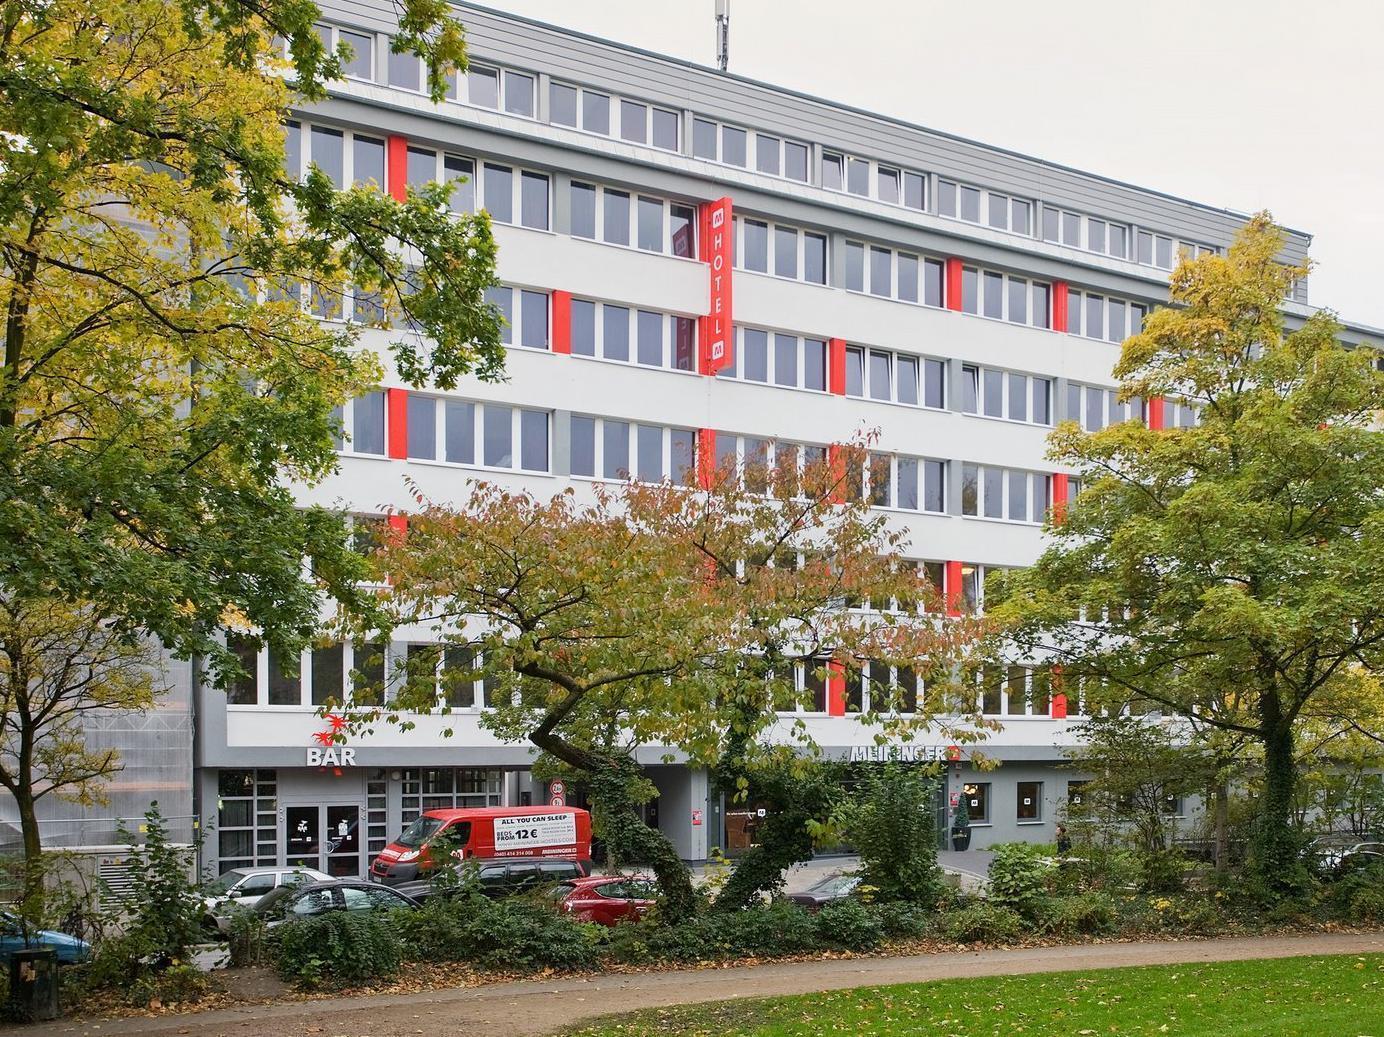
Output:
[284, 804, 364, 877]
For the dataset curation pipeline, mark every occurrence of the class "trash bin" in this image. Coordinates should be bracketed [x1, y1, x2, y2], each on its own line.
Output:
[8, 948, 59, 1022]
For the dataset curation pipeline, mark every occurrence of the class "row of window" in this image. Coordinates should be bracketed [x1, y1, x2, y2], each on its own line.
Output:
[570, 300, 698, 372]
[570, 182, 697, 257]
[961, 366, 1054, 426]
[317, 22, 1230, 267]
[1067, 287, 1148, 343]
[336, 392, 550, 474]
[733, 216, 829, 285]
[960, 465, 1053, 524]
[844, 241, 945, 306]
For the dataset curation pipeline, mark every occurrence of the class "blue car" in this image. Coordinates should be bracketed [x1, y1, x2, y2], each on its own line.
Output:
[0, 911, 91, 964]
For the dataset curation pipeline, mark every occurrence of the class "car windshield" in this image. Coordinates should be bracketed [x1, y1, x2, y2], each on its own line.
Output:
[809, 874, 859, 896]
[203, 870, 247, 894]
[396, 815, 445, 849]
[253, 883, 296, 916]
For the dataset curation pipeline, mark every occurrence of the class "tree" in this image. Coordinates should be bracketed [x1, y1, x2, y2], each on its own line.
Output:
[368, 444, 986, 921]
[836, 764, 944, 905]
[0, 596, 160, 902]
[990, 214, 1384, 898]
[0, 0, 502, 680]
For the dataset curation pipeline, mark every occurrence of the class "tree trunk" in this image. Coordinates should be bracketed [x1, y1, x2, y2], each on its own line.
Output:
[15, 783, 44, 918]
[1249, 712, 1307, 898]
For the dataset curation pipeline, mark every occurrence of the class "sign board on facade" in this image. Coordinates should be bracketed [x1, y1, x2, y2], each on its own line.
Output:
[691, 809, 703, 827]
[494, 812, 577, 851]
[699, 197, 734, 374]
[306, 746, 356, 767]
[848, 744, 956, 764]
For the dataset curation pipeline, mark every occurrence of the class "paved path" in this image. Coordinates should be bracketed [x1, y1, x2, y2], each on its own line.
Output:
[20, 931, 1383, 1037]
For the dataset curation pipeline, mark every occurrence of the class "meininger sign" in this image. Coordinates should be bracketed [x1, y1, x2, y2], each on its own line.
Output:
[493, 812, 577, 851]
[847, 744, 960, 764]
[699, 197, 734, 375]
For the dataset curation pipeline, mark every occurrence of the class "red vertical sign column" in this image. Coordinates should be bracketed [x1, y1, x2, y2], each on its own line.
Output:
[551, 290, 572, 354]
[944, 258, 964, 311]
[386, 388, 408, 460]
[827, 659, 847, 717]
[828, 338, 847, 395]
[1052, 281, 1069, 332]
[698, 197, 734, 375]
[386, 136, 408, 202]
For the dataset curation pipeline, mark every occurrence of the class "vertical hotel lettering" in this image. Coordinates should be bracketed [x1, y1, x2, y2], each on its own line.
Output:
[698, 197, 734, 375]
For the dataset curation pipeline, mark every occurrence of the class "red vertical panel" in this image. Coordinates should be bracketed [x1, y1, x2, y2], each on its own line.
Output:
[1052, 280, 1069, 333]
[386, 388, 408, 460]
[551, 290, 572, 355]
[827, 659, 846, 717]
[1148, 397, 1166, 430]
[826, 443, 846, 503]
[387, 514, 407, 535]
[1051, 472, 1069, 524]
[696, 429, 717, 489]
[386, 135, 408, 202]
[945, 559, 965, 616]
[1051, 663, 1068, 718]
[944, 257, 964, 311]
[699, 197, 734, 374]
[828, 338, 847, 395]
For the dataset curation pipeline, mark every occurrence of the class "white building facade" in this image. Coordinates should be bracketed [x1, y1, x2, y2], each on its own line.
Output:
[187, 3, 1381, 876]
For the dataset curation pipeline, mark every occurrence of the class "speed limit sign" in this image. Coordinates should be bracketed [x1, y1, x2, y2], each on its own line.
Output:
[549, 780, 565, 806]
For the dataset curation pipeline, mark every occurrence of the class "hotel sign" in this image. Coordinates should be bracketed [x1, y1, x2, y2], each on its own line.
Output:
[699, 197, 733, 375]
[847, 744, 963, 764]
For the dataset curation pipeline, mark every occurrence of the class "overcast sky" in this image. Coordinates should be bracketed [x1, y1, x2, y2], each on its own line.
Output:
[479, 0, 1384, 331]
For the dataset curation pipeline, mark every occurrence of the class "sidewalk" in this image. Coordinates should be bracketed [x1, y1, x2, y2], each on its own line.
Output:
[19, 931, 1382, 1037]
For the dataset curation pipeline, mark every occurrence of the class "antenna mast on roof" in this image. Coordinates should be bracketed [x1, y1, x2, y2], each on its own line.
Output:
[715, 0, 730, 72]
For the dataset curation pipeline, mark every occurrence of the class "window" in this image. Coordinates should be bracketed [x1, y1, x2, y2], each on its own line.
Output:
[1068, 289, 1147, 343]
[315, 24, 374, 81]
[215, 768, 278, 870]
[844, 241, 945, 307]
[573, 417, 697, 486]
[466, 66, 498, 108]
[822, 151, 926, 208]
[843, 454, 945, 513]
[960, 366, 1053, 426]
[550, 82, 578, 127]
[940, 180, 1028, 233]
[1017, 781, 1043, 822]
[619, 99, 646, 144]
[571, 300, 695, 373]
[963, 782, 990, 824]
[504, 71, 535, 117]
[734, 217, 826, 285]
[960, 464, 1050, 523]
[406, 395, 548, 473]
[582, 91, 610, 134]
[573, 184, 697, 257]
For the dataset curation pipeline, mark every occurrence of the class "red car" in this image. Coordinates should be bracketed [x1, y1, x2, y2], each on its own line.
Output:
[553, 875, 658, 926]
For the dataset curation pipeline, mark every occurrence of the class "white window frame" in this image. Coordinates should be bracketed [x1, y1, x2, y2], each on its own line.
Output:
[733, 217, 828, 286]
[405, 394, 551, 474]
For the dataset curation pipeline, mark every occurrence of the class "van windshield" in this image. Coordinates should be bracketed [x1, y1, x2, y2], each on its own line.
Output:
[396, 815, 445, 849]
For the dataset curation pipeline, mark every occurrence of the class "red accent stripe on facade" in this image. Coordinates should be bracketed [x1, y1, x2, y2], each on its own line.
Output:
[1148, 397, 1166, 430]
[387, 514, 407, 534]
[826, 443, 847, 503]
[551, 291, 572, 354]
[945, 560, 965, 616]
[386, 388, 408, 459]
[827, 658, 847, 717]
[696, 429, 717, 489]
[1051, 472, 1069, 524]
[698, 197, 734, 374]
[1050, 663, 1068, 718]
[944, 257, 964, 311]
[828, 338, 847, 395]
[1052, 280, 1069, 332]
[386, 135, 408, 202]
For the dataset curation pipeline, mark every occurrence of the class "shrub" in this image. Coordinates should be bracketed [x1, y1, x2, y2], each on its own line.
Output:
[1058, 845, 1142, 894]
[814, 898, 883, 950]
[937, 902, 1024, 944]
[1316, 862, 1384, 923]
[876, 900, 933, 939]
[987, 843, 1056, 916]
[840, 765, 945, 905]
[606, 901, 820, 964]
[273, 911, 404, 989]
[127, 963, 209, 1008]
[1138, 848, 1189, 894]
[226, 906, 268, 967]
[395, 892, 600, 972]
[1032, 893, 1117, 936]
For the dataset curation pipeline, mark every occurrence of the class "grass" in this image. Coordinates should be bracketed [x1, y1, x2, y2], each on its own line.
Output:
[566, 954, 1384, 1037]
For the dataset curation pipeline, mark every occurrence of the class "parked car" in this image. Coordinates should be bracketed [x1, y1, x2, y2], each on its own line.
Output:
[251, 878, 418, 928]
[787, 873, 861, 913]
[1322, 841, 1384, 875]
[0, 911, 90, 964]
[371, 806, 593, 885]
[395, 857, 590, 904]
[201, 866, 331, 934]
[552, 875, 658, 926]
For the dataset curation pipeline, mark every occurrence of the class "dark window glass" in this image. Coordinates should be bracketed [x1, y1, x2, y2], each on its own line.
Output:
[988, 193, 1007, 229]
[603, 305, 629, 361]
[924, 359, 945, 409]
[670, 205, 696, 258]
[226, 636, 258, 704]
[1042, 206, 1060, 242]
[961, 463, 978, 515]
[983, 271, 1004, 318]
[339, 29, 374, 79]
[482, 163, 512, 223]
[671, 428, 695, 485]
[822, 153, 843, 190]
[923, 460, 945, 512]
[869, 453, 891, 506]
[984, 467, 1003, 518]
[897, 458, 918, 510]
[1008, 278, 1027, 324]
[743, 219, 768, 272]
[673, 317, 695, 371]
[445, 401, 474, 463]
[652, 108, 679, 150]
[721, 125, 746, 166]
[1108, 301, 1127, 342]
[519, 410, 547, 472]
[268, 648, 300, 706]
[938, 179, 957, 216]
[283, 121, 301, 180]
[1008, 470, 1028, 521]
[636, 424, 662, 482]
[520, 290, 547, 349]
[571, 415, 595, 476]
[1033, 379, 1051, 424]
[804, 233, 827, 285]
[483, 405, 512, 468]
[570, 182, 596, 239]
[845, 241, 864, 292]
[1108, 224, 1127, 258]
[743, 329, 768, 382]
[603, 420, 629, 479]
[312, 644, 344, 706]
[1085, 386, 1104, 431]
[1008, 373, 1027, 421]
[904, 171, 925, 210]
[485, 285, 512, 344]
[637, 310, 663, 367]
[1063, 211, 1081, 246]
[897, 355, 919, 405]
[785, 141, 808, 181]
[898, 253, 919, 303]
[961, 365, 978, 413]
[444, 155, 474, 213]
[352, 640, 386, 706]
[406, 146, 434, 190]
[846, 156, 869, 196]
[869, 247, 891, 297]
[845, 346, 864, 397]
[407, 395, 435, 459]
[961, 267, 978, 313]
[983, 368, 1003, 417]
[571, 299, 596, 356]
[960, 185, 981, 222]
[692, 118, 717, 159]
[868, 350, 891, 401]
[353, 391, 385, 454]
[619, 99, 647, 143]
[582, 91, 609, 134]
[1018, 781, 1042, 821]
[774, 334, 797, 387]
[804, 339, 827, 391]
[878, 166, 899, 204]
[503, 72, 534, 117]
[637, 196, 662, 252]
[1156, 235, 1173, 268]
[550, 83, 577, 126]
[1085, 294, 1103, 340]
[924, 258, 943, 307]
[756, 134, 780, 174]
[520, 172, 548, 230]
[774, 226, 797, 278]
[468, 66, 498, 108]
[310, 127, 344, 188]
[1032, 283, 1051, 328]
[1012, 199, 1031, 235]
[603, 189, 630, 246]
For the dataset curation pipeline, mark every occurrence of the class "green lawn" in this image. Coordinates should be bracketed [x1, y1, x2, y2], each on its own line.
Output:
[567, 954, 1384, 1037]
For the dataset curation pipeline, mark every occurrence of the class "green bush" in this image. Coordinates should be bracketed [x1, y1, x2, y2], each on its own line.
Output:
[1138, 848, 1189, 894]
[127, 963, 209, 1008]
[987, 843, 1056, 916]
[606, 901, 820, 964]
[840, 766, 945, 905]
[1316, 862, 1384, 923]
[226, 905, 268, 967]
[937, 901, 1025, 944]
[1058, 845, 1143, 894]
[395, 892, 601, 972]
[273, 911, 405, 988]
[814, 898, 883, 950]
[1032, 893, 1117, 936]
[876, 900, 933, 939]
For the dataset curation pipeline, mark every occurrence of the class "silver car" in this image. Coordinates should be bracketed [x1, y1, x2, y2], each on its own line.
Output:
[202, 866, 331, 935]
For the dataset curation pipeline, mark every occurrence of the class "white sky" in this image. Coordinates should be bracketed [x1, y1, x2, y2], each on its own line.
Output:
[477, 0, 1384, 331]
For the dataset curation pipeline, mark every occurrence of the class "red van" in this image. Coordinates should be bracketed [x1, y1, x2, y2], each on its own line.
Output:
[369, 806, 592, 885]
